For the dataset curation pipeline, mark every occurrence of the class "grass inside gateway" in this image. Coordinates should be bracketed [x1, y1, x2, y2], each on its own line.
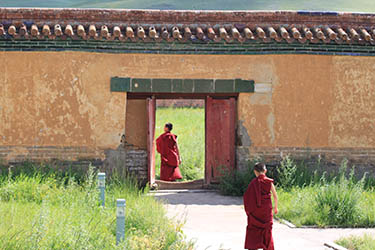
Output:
[0, 167, 194, 250]
[155, 107, 205, 181]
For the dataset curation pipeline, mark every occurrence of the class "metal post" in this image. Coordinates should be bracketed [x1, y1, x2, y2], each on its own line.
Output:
[116, 199, 126, 245]
[98, 172, 106, 207]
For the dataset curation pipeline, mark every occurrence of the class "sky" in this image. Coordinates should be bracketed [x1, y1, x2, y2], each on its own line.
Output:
[0, 0, 374, 12]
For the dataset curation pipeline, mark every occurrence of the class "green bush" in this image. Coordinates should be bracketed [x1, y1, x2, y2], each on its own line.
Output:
[276, 155, 297, 190]
[0, 165, 194, 250]
[314, 160, 365, 226]
[218, 164, 255, 196]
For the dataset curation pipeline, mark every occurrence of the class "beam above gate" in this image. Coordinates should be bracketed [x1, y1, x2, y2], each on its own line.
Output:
[110, 77, 254, 93]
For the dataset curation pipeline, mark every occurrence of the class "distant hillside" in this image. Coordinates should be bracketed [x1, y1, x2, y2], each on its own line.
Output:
[0, 0, 375, 12]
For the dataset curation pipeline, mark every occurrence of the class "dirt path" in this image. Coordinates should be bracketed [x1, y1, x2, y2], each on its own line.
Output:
[153, 190, 375, 250]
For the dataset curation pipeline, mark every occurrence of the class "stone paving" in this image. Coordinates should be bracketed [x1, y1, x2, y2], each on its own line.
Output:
[152, 190, 375, 250]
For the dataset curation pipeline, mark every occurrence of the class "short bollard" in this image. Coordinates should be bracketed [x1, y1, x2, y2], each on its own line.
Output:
[98, 173, 106, 207]
[116, 199, 126, 245]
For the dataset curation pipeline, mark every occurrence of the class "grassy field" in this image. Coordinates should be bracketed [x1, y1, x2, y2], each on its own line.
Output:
[1, 0, 375, 12]
[0, 167, 194, 249]
[336, 234, 375, 250]
[155, 107, 205, 181]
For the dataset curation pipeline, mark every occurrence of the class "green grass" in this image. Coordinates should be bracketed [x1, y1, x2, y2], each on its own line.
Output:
[155, 107, 205, 181]
[336, 234, 375, 250]
[276, 186, 375, 227]
[219, 157, 375, 228]
[1, 0, 375, 12]
[274, 158, 375, 227]
[0, 166, 194, 249]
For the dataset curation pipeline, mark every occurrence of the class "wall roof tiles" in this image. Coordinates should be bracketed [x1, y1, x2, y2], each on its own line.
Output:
[1, 8, 375, 46]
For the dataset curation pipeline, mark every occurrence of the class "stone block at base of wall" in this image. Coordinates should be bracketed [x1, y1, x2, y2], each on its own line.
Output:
[236, 146, 375, 178]
[0, 145, 148, 186]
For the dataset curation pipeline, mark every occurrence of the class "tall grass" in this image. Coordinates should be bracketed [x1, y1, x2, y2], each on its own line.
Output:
[218, 157, 375, 227]
[315, 162, 365, 226]
[0, 165, 194, 249]
[277, 160, 375, 227]
[155, 107, 205, 181]
[336, 234, 375, 250]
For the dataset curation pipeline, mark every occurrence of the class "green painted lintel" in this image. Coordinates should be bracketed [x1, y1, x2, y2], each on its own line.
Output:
[110, 77, 254, 93]
[235, 79, 255, 92]
[110, 77, 130, 92]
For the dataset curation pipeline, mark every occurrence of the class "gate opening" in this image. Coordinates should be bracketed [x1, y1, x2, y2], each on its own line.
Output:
[125, 93, 237, 188]
[154, 99, 205, 182]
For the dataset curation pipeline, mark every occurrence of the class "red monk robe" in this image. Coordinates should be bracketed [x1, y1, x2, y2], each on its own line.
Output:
[243, 174, 274, 250]
[156, 132, 182, 181]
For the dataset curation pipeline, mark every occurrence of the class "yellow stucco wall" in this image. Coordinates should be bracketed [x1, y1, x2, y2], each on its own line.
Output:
[1, 51, 375, 160]
[0, 52, 126, 151]
[238, 54, 375, 148]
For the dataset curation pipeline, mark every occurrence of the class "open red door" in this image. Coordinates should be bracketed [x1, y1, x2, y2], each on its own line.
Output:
[147, 96, 156, 185]
[205, 97, 236, 184]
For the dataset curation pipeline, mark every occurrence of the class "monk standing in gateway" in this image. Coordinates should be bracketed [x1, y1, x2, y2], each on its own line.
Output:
[156, 123, 182, 181]
[243, 162, 278, 250]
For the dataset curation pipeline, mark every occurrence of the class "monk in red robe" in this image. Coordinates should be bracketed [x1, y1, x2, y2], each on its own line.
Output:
[243, 162, 278, 250]
[156, 123, 182, 181]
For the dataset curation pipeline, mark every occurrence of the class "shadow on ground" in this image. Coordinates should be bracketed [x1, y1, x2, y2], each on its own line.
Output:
[152, 190, 243, 206]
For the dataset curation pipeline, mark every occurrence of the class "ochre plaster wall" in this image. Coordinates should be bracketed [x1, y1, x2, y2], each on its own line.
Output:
[238, 54, 375, 149]
[0, 52, 126, 149]
[1, 51, 374, 164]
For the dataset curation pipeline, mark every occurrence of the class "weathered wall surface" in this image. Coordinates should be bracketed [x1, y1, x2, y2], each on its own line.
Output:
[237, 54, 375, 172]
[0, 52, 127, 166]
[1, 51, 375, 176]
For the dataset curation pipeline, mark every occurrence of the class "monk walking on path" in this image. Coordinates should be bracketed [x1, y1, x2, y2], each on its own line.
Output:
[243, 162, 278, 250]
[156, 123, 183, 181]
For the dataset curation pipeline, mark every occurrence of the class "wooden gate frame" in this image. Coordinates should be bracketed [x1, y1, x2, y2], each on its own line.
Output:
[116, 77, 254, 185]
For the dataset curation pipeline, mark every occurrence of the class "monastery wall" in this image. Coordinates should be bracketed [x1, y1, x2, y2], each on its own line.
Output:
[1, 51, 375, 177]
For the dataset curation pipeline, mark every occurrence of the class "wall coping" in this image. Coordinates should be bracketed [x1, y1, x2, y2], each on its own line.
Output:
[1, 8, 375, 47]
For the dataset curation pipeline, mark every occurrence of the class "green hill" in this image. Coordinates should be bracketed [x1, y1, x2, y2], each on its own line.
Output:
[0, 0, 375, 12]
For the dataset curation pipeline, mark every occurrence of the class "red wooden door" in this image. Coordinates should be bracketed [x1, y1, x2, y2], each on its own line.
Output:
[147, 96, 156, 185]
[205, 97, 236, 184]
